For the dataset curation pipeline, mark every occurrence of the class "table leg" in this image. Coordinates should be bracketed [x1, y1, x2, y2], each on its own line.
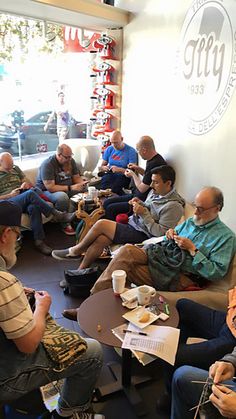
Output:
[94, 349, 151, 416]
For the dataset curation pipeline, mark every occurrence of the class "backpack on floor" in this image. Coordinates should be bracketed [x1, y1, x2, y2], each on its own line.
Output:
[63, 267, 100, 298]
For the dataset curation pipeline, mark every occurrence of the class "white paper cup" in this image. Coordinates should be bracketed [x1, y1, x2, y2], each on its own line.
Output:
[88, 186, 98, 199]
[112, 270, 126, 296]
[137, 285, 156, 305]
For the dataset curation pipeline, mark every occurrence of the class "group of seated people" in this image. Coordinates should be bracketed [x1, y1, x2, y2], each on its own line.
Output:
[1, 129, 236, 418]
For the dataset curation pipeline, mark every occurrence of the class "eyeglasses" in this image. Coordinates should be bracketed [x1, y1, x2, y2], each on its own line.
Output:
[192, 204, 218, 214]
[60, 153, 73, 160]
[10, 227, 22, 242]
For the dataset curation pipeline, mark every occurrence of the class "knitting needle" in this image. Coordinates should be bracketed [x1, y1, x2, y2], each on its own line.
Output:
[191, 380, 234, 388]
[189, 399, 211, 411]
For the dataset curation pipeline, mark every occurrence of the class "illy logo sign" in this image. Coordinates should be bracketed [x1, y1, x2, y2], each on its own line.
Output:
[177, 0, 236, 135]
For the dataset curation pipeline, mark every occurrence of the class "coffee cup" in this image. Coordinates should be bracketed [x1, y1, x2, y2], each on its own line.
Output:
[88, 186, 98, 200]
[112, 270, 126, 296]
[137, 285, 156, 305]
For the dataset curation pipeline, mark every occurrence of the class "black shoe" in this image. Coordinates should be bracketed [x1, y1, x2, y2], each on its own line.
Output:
[52, 210, 76, 224]
[34, 240, 52, 256]
[62, 308, 78, 321]
[156, 393, 171, 414]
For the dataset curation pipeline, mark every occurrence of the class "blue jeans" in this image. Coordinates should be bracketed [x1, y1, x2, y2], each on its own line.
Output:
[101, 172, 131, 195]
[42, 191, 70, 212]
[163, 299, 236, 392]
[103, 193, 133, 220]
[0, 339, 103, 416]
[171, 365, 234, 418]
[9, 190, 54, 241]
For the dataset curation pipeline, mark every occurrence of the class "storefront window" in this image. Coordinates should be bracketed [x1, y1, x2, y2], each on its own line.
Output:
[0, 14, 94, 160]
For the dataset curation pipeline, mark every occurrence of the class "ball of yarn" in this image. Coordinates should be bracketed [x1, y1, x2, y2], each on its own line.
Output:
[116, 213, 129, 224]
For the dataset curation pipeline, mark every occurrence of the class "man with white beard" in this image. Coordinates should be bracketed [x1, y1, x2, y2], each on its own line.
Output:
[0, 201, 105, 419]
[90, 186, 236, 293]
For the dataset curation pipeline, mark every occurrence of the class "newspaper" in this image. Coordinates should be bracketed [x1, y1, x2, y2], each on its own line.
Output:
[40, 379, 64, 412]
[121, 323, 180, 366]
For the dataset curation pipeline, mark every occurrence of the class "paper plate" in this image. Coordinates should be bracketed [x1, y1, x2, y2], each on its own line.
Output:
[122, 306, 158, 329]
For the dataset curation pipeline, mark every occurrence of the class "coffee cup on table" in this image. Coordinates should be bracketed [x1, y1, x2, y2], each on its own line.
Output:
[137, 285, 156, 306]
[112, 270, 126, 296]
[88, 186, 97, 199]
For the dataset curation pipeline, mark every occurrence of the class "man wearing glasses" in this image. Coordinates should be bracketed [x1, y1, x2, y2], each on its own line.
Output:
[36, 144, 88, 235]
[0, 201, 104, 419]
[90, 186, 236, 293]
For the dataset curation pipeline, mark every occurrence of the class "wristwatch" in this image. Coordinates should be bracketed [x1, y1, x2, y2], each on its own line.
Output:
[68, 185, 71, 191]
[190, 248, 199, 257]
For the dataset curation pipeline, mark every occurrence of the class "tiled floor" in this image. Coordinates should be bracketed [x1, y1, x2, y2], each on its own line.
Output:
[11, 223, 170, 419]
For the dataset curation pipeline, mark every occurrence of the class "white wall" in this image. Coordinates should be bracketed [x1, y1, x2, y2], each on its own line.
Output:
[120, 0, 236, 231]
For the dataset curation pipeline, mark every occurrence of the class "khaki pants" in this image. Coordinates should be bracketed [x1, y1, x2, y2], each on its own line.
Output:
[91, 244, 153, 294]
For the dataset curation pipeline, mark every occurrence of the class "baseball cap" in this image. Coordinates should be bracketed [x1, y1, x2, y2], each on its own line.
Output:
[0, 201, 22, 227]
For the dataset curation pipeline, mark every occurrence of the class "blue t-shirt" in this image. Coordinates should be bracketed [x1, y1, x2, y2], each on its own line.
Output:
[103, 144, 137, 168]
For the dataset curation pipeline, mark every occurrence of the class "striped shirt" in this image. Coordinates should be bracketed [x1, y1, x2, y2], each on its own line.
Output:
[0, 165, 25, 196]
[0, 258, 34, 339]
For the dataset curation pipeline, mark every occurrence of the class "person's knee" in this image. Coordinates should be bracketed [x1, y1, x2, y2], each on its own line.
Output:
[176, 298, 194, 314]
[25, 189, 38, 200]
[117, 243, 135, 257]
[54, 192, 69, 211]
[85, 339, 103, 365]
[93, 219, 111, 232]
[172, 366, 193, 390]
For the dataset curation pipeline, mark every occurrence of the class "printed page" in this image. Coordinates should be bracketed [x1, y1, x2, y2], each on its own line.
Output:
[111, 323, 156, 366]
[121, 323, 180, 365]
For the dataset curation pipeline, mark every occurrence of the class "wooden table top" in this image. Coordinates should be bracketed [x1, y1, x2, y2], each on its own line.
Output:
[78, 288, 179, 348]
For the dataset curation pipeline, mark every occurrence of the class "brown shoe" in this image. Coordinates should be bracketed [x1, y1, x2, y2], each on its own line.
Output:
[62, 308, 78, 321]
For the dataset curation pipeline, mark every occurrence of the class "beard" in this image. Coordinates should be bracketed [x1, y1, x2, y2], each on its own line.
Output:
[3, 248, 17, 269]
[193, 214, 206, 226]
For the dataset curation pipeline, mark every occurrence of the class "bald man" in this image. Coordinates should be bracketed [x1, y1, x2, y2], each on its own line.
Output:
[91, 186, 236, 293]
[99, 130, 137, 195]
[103, 135, 166, 219]
[36, 144, 88, 235]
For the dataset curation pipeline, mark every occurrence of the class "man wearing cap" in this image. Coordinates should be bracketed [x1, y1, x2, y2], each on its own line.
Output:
[0, 152, 75, 255]
[0, 201, 104, 419]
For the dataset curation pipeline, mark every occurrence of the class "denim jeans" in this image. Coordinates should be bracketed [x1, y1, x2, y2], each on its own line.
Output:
[9, 190, 54, 241]
[163, 298, 236, 393]
[101, 172, 131, 195]
[103, 193, 133, 220]
[42, 191, 70, 212]
[171, 365, 234, 418]
[0, 339, 103, 416]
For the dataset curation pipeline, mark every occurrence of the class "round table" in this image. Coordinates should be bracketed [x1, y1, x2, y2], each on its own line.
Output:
[78, 288, 179, 347]
[78, 288, 179, 416]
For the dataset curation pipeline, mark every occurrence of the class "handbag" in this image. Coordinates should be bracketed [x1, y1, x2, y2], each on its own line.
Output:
[63, 266, 100, 297]
[42, 314, 87, 371]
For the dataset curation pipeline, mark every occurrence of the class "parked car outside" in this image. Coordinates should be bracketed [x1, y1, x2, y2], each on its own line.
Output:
[0, 111, 87, 156]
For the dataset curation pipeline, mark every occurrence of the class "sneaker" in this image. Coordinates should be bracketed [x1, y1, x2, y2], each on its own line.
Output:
[63, 224, 76, 235]
[75, 414, 105, 419]
[53, 210, 76, 224]
[51, 411, 104, 419]
[59, 279, 67, 288]
[34, 240, 52, 256]
[52, 248, 81, 261]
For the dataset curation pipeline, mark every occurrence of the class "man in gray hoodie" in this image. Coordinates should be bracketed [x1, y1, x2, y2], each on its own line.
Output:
[52, 165, 185, 271]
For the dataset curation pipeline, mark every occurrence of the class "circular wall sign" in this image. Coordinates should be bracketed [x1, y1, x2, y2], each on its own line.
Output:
[177, 0, 236, 135]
